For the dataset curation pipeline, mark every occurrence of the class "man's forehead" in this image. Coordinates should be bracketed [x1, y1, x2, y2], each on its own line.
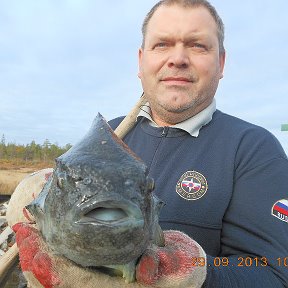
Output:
[145, 5, 218, 39]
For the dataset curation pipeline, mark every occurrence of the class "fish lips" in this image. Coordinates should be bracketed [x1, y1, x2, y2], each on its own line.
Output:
[61, 196, 149, 266]
[73, 197, 145, 229]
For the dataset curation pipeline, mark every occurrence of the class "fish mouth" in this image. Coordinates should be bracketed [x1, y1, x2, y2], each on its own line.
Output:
[75, 200, 144, 226]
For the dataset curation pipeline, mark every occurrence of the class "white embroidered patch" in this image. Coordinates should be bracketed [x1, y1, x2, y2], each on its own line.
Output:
[176, 170, 208, 201]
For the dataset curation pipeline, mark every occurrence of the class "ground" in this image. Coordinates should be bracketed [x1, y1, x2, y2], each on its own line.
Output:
[0, 160, 54, 196]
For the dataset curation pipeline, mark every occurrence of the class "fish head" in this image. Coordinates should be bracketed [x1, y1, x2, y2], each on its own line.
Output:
[27, 114, 158, 267]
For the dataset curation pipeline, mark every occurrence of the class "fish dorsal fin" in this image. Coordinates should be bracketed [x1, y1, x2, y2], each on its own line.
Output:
[57, 113, 144, 169]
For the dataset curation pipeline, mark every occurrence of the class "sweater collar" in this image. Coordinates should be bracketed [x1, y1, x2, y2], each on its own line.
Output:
[137, 99, 216, 137]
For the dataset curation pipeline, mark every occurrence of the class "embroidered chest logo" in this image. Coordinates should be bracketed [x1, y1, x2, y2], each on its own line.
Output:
[176, 171, 208, 201]
[272, 199, 288, 224]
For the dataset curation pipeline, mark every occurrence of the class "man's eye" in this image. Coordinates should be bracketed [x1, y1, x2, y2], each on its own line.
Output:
[192, 43, 206, 50]
[154, 42, 167, 48]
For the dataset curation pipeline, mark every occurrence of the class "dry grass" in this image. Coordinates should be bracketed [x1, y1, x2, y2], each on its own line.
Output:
[0, 159, 54, 170]
[0, 159, 54, 195]
[0, 182, 18, 195]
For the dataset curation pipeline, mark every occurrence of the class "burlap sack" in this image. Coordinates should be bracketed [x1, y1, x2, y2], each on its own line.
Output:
[6, 168, 53, 227]
[24, 255, 148, 288]
[7, 169, 206, 288]
[6, 169, 147, 287]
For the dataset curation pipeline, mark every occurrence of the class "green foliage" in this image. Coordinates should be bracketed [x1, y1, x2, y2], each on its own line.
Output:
[0, 134, 71, 162]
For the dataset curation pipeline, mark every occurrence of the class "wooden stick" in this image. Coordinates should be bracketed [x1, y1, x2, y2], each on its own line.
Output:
[0, 94, 146, 280]
[0, 243, 18, 282]
[0, 226, 13, 246]
[114, 94, 146, 139]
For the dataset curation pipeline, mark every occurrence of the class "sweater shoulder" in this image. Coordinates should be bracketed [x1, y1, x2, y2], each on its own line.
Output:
[213, 110, 279, 140]
[213, 110, 287, 160]
[213, 110, 267, 132]
[108, 116, 125, 130]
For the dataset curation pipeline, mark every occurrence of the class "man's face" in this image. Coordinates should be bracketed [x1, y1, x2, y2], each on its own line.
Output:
[138, 5, 225, 125]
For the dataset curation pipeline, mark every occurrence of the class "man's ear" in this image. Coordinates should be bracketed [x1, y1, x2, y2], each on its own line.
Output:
[219, 51, 226, 79]
[138, 48, 143, 79]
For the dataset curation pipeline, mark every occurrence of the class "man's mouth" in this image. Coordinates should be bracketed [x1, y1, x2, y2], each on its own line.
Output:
[161, 77, 193, 84]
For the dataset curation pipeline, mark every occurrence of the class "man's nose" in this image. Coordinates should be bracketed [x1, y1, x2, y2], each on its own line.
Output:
[167, 45, 190, 68]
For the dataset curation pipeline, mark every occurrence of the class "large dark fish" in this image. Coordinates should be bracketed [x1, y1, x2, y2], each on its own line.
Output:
[26, 114, 164, 283]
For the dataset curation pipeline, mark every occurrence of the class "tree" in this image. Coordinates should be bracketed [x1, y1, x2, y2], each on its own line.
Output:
[1, 134, 5, 146]
[0, 136, 71, 162]
[0, 134, 7, 158]
[42, 139, 51, 161]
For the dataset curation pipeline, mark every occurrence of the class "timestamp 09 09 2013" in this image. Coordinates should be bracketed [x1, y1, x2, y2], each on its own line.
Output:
[191, 257, 288, 267]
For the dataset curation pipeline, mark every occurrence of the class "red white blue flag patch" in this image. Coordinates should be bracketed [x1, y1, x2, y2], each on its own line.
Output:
[272, 199, 288, 223]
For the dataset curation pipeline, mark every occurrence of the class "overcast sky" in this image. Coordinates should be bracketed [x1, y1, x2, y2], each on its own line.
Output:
[0, 0, 287, 154]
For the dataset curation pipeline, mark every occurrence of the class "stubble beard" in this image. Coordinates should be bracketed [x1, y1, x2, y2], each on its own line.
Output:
[147, 82, 217, 125]
[148, 88, 202, 125]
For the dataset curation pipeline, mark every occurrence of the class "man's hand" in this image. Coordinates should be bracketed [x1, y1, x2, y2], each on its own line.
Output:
[13, 222, 206, 288]
[12, 222, 147, 288]
[136, 230, 207, 288]
[13, 222, 61, 288]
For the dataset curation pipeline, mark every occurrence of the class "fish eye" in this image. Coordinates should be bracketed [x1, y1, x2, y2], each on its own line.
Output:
[56, 172, 66, 189]
[57, 178, 62, 189]
[146, 177, 155, 193]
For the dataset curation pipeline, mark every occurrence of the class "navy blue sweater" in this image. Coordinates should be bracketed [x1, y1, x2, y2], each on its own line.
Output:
[109, 110, 288, 287]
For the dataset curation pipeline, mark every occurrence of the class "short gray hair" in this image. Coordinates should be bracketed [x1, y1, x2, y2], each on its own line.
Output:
[141, 0, 225, 54]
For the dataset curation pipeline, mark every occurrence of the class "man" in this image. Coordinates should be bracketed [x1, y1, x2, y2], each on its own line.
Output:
[109, 0, 288, 286]
[13, 0, 288, 287]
